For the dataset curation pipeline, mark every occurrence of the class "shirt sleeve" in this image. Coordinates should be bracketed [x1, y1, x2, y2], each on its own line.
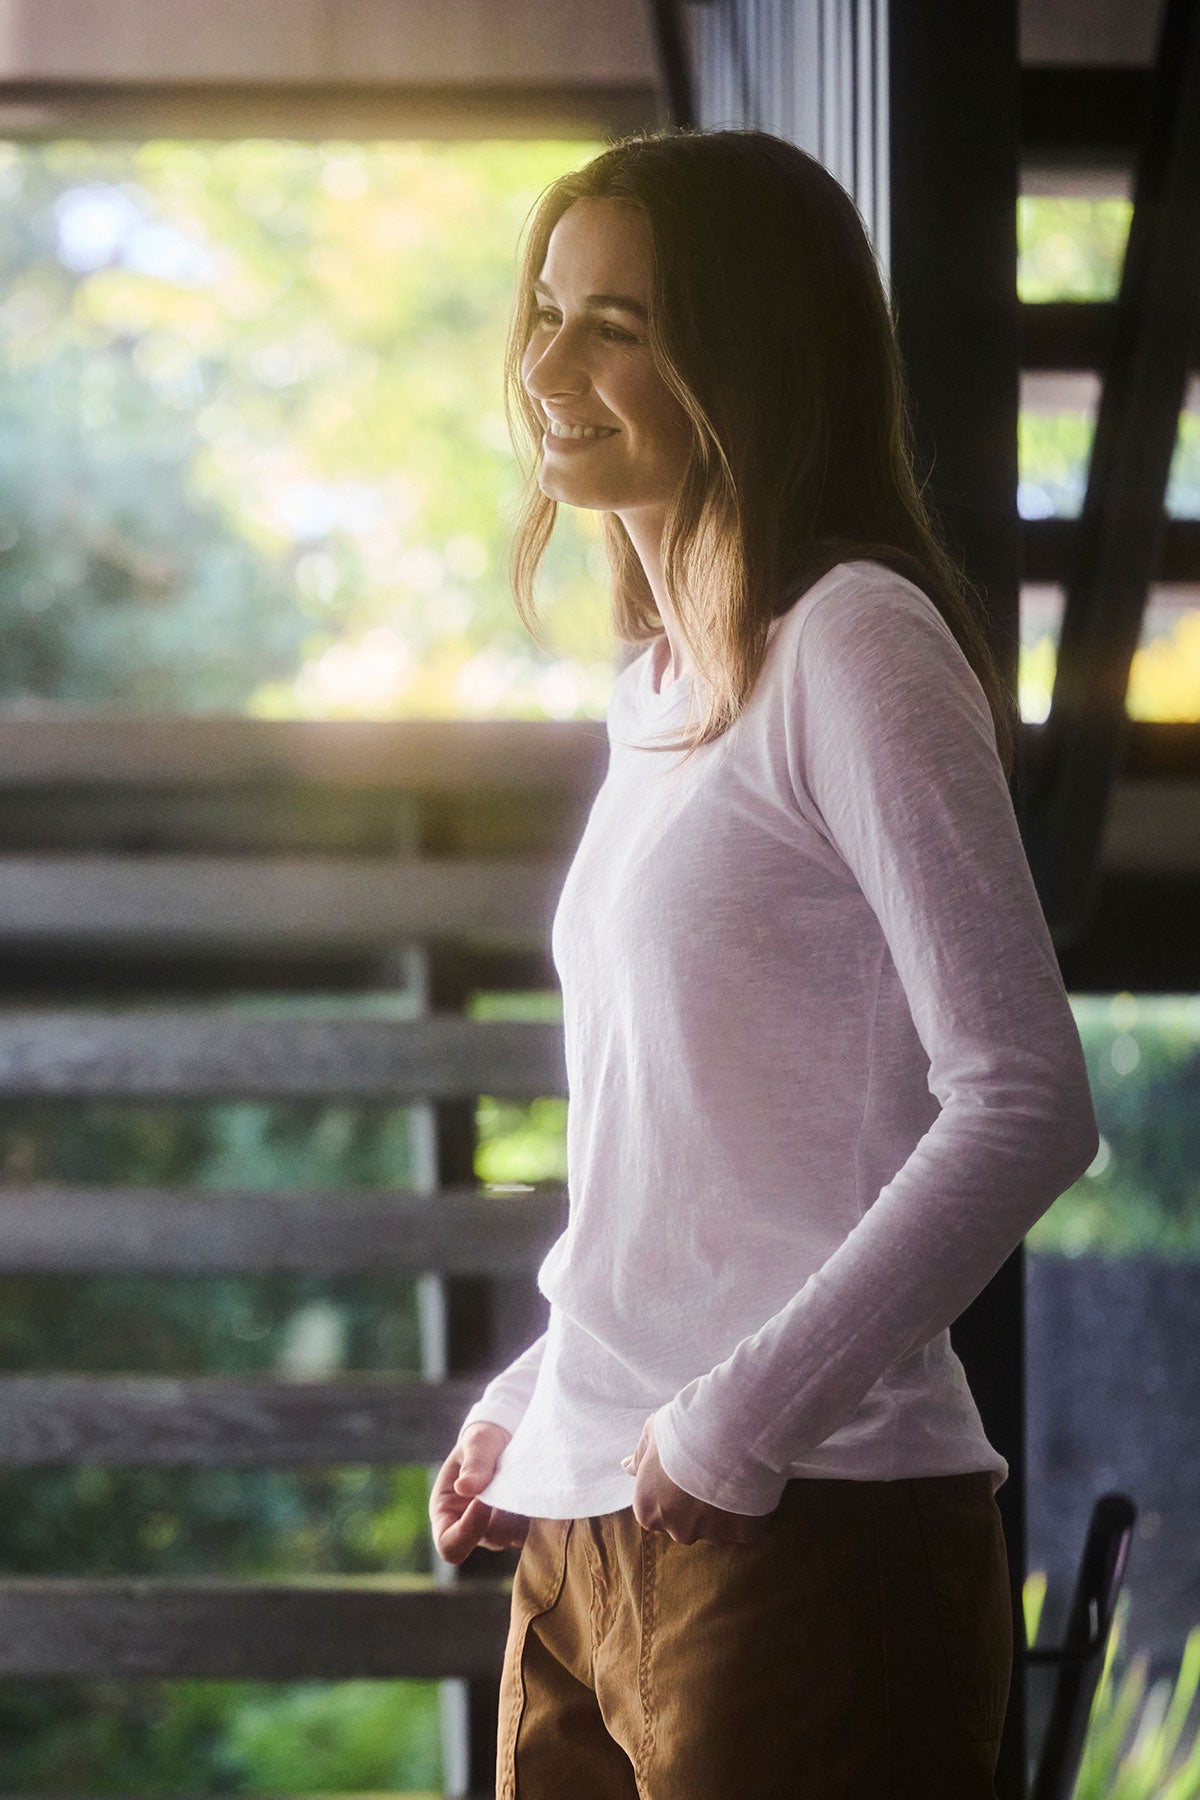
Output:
[651, 574, 1100, 1516]
[458, 1329, 549, 1440]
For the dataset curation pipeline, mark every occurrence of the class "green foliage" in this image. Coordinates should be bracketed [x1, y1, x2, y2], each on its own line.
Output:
[218, 1678, 443, 1793]
[0, 1675, 443, 1794]
[1018, 394, 1200, 523]
[0, 136, 616, 720]
[1028, 997, 1200, 1259]
[1025, 1575, 1200, 1799]
[1017, 197, 1132, 300]
[474, 989, 568, 1183]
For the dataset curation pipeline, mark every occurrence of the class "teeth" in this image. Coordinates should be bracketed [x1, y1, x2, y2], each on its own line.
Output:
[548, 420, 617, 439]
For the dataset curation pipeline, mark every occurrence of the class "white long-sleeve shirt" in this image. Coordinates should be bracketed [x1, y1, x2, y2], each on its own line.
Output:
[458, 558, 1099, 1518]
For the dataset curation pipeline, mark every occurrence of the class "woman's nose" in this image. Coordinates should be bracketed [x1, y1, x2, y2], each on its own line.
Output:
[524, 333, 587, 403]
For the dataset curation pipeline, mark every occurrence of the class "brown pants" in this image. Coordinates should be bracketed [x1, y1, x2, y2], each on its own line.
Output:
[496, 1470, 1012, 1799]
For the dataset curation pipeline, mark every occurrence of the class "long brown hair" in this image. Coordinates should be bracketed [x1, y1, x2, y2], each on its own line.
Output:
[504, 126, 1016, 779]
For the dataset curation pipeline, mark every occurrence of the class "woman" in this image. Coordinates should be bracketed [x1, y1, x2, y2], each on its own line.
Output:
[428, 127, 1098, 1799]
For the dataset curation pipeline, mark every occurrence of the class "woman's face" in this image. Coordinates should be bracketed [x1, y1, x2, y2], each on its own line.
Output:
[520, 197, 694, 525]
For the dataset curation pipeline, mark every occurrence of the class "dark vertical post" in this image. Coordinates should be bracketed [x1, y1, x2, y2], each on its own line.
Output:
[410, 921, 551, 1798]
[409, 936, 500, 1798]
[886, 4, 1026, 1795]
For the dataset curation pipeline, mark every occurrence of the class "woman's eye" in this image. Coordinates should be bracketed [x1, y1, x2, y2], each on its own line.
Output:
[533, 307, 635, 344]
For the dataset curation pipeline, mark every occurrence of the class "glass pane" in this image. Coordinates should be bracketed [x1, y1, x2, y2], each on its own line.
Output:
[1020, 372, 1200, 522]
[1020, 583, 1200, 723]
[1017, 194, 1132, 301]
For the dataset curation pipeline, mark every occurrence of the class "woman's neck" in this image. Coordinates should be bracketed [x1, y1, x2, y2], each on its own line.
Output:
[619, 502, 693, 685]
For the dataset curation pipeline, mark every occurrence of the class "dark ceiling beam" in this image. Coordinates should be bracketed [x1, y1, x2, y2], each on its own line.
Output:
[0, 77, 660, 141]
[1023, 301, 1200, 375]
[646, 0, 697, 129]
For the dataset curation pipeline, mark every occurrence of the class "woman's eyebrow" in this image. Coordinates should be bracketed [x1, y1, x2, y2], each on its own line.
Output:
[532, 277, 648, 321]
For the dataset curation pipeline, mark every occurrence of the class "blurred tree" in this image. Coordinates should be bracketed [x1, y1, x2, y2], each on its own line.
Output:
[0, 137, 617, 721]
[1029, 997, 1200, 1259]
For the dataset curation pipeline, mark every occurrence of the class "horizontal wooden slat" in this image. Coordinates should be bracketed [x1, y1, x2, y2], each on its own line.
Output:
[0, 715, 609, 792]
[1101, 781, 1200, 875]
[0, 1011, 566, 1099]
[1022, 516, 1200, 586]
[0, 787, 1193, 958]
[0, 1373, 502, 1465]
[1108, 723, 1200, 780]
[1022, 300, 1200, 375]
[0, 945, 561, 1002]
[1020, 66, 1147, 166]
[0, 695, 1197, 804]
[0, 783, 589, 861]
[1057, 869, 1200, 991]
[0, 854, 565, 952]
[1021, 300, 1116, 372]
[0, 1577, 512, 1679]
[0, 1183, 566, 1274]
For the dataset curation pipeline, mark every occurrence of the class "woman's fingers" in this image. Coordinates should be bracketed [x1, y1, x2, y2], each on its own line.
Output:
[436, 1495, 491, 1563]
[429, 1429, 504, 1542]
[658, 1504, 773, 1546]
[622, 1412, 654, 1475]
[428, 1454, 463, 1543]
[434, 1494, 533, 1563]
[429, 1426, 525, 1562]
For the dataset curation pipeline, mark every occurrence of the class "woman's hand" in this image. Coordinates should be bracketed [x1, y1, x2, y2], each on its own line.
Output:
[622, 1412, 773, 1545]
[429, 1421, 531, 1564]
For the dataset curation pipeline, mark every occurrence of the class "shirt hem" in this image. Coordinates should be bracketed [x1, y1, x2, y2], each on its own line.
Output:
[473, 1446, 1009, 1519]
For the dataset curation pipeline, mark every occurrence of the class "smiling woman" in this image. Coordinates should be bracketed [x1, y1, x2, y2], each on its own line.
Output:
[428, 125, 1099, 1800]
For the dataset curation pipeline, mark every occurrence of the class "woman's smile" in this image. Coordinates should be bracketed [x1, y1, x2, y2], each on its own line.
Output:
[542, 423, 621, 452]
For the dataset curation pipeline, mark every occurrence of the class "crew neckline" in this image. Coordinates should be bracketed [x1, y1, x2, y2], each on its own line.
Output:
[638, 579, 855, 714]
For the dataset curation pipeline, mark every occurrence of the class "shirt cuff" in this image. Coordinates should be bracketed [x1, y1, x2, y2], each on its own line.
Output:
[653, 1402, 788, 1516]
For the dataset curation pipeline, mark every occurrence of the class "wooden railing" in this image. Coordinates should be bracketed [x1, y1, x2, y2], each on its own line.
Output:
[0, 716, 603, 1800]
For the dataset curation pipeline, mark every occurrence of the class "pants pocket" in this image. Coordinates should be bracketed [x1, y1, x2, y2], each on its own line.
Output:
[496, 1517, 574, 1798]
[913, 1477, 1013, 1745]
[514, 1514, 573, 1616]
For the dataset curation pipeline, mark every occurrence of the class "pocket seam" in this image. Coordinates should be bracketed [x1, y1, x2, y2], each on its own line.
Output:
[499, 1518, 574, 1800]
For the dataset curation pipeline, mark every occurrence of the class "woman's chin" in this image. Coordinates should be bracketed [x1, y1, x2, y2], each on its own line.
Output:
[538, 472, 607, 509]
